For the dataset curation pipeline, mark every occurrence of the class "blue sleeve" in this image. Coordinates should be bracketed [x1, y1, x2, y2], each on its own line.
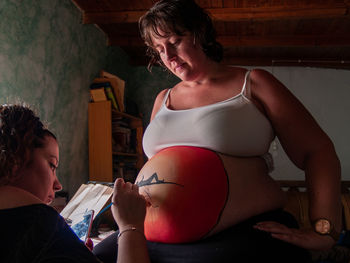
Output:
[37, 207, 101, 263]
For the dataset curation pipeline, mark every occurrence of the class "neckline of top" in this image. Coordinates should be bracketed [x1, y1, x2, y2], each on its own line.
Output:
[162, 70, 251, 112]
[163, 92, 250, 113]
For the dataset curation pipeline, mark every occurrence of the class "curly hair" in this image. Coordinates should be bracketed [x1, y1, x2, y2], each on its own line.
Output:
[0, 104, 56, 185]
[139, 0, 223, 71]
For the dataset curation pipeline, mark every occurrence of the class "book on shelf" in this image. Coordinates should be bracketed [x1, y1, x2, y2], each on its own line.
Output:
[100, 70, 125, 111]
[60, 182, 114, 224]
[100, 70, 125, 106]
[105, 86, 119, 111]
[91, 81, 120, 111]
[89, 83, 107, 102]
[112, 133, 130, 153]
[113, 126, 131, 134]
[94, 75, 125, 112]
[112, 119, 129, 127]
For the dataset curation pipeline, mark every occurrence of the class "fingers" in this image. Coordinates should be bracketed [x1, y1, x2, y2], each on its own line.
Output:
[114, 178, 138, 191]
[113, 178, 142, 203]
[132, 183, 139, 192]
[111, 178, 147, 229]
[85, 238, 94, 251]
[254, 221, 336, 250]
[114, 178, 125, 194]
[254, 221, 305, 247]
[254, 221, 291, 234]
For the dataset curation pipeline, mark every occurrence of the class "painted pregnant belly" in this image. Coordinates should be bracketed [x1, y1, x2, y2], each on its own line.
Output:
[135, 146, 228, 243]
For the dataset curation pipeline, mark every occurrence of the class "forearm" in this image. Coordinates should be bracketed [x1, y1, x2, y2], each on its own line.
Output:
[117, 226, 150, 263]
[305, 146, 342, 232]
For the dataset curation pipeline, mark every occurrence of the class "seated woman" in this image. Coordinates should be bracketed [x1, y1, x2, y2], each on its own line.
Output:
[93, 0, 341, 262]
[0, 104, 149, 263]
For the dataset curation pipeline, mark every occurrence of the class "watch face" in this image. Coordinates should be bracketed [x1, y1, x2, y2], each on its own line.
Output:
[315, 219, 331, 234]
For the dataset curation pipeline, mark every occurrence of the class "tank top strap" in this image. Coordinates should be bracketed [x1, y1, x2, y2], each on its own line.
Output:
[162, 88, 172, 106]
[241, 70, 251, 99]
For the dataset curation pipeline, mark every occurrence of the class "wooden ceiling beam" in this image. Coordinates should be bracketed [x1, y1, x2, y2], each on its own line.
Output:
[82, 10, 145, 24]
[208, 5, 348, 21]
[82, 5, 348, 24]
[217, 35, 350, 47]
[220, 57, 350, 69]
[108, 35, 350, 47]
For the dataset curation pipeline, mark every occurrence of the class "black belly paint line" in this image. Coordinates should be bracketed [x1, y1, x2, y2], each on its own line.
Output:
[136, 172, 184, 188]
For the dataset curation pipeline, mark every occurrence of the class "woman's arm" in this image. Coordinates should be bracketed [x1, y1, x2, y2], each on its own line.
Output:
[250, 69, 342, 249]
[111, 178, 151, 263]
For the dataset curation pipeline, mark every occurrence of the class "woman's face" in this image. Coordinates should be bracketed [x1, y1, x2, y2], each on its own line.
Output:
[14, 136, 62, 204]
[151, 30, 209, 81]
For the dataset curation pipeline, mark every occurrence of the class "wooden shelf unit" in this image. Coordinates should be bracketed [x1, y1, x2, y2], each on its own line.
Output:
[88, 100, 144, 182]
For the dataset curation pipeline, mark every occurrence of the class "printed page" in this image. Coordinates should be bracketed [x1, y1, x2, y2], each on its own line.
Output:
[93, 187, 114, 219]
[60, 184, 92, 219]
[60, 183, 113, 222]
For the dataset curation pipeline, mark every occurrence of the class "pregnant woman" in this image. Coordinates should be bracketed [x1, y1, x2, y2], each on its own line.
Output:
[93, 1, 341, 262]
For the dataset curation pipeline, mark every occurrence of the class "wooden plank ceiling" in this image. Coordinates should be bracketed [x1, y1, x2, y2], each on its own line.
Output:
[71, 0, 350, 69]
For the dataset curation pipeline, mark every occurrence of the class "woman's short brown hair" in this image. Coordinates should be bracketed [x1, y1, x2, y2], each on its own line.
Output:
[139, 0, 223, 71]
[0, 104, 56, 185]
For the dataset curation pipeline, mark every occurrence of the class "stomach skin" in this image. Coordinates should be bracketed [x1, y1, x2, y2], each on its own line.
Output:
[135, 146, 286, 243]
[208, 153, 286, 235]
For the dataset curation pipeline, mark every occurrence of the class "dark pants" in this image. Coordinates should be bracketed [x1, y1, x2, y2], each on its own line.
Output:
[93, 210, 311, 263]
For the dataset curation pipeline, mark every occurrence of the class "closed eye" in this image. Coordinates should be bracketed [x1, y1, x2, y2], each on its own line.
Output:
[170, 39, 180, 47]
[50, 163, 57, 171]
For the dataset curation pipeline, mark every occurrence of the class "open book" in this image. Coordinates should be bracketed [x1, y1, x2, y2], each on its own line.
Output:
[60, 182, 114, 224]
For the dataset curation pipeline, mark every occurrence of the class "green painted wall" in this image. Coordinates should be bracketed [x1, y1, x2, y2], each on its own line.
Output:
[0, 0, 131, 196]
[127, 67, 179, 124]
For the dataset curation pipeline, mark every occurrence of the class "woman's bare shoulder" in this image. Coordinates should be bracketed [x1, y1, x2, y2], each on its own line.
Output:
[249, 68, 288, 96]
[249, 68, 274, 82]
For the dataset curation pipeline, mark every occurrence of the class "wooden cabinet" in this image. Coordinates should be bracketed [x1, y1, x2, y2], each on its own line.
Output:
[88, 100, 144, 182]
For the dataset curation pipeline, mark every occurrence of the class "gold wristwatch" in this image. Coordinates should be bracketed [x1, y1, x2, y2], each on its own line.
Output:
[313, 218, 340, 241]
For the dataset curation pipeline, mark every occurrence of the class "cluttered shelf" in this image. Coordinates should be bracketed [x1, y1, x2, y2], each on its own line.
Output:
[88, 70, 144, 183]
[112, 109, 142, 122]
[113, 151, 139, 157]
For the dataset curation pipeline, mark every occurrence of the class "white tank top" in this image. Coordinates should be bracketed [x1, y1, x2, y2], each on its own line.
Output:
[143, 71, 275, 160]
